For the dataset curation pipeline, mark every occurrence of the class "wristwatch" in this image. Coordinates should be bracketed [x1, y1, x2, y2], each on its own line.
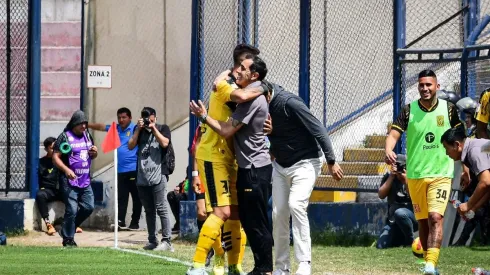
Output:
[327, 160, 336, 165]
[199, 114, 208, 124]
[192, 170, 199, 177]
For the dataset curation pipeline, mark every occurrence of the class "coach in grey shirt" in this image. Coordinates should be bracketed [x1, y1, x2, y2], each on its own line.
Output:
[442, 126, 490, 218]
[128, 107, 174, 252]
[190, 56, 273, 274]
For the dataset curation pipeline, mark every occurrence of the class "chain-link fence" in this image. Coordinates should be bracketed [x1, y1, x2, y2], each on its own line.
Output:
[0, 0, 29, 192]
[191, 0, 490, 194]
[255, 0, 300, 94]
[309, 0, 394, 192]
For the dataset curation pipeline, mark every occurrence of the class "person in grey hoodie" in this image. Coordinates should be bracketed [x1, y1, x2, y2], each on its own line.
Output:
[53, 110, 98, 247]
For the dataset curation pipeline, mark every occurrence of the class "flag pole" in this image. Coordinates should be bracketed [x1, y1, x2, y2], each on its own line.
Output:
[114, 138, 119, 248]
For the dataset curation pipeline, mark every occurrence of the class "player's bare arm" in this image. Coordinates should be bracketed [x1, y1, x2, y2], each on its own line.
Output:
[189, 100, 244, 139]
[385, 129, 401, 164]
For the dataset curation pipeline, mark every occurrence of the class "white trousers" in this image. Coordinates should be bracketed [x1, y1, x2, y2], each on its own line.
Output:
[272, 155, 323, 270]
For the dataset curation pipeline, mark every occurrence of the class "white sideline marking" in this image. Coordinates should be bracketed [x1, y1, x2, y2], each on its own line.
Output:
[114, 247, 192, 267]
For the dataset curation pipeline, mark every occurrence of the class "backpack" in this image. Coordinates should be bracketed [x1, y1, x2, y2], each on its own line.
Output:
[155, 124, 175, 175]
[0, 231, 6, 245]
[165, 141, 175, 175]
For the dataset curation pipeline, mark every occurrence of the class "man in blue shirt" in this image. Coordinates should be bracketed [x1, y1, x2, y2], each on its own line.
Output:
[89, 107, 141, 230]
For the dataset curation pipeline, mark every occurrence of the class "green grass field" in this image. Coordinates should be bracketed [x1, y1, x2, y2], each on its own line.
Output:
[1, 242, 489, 275]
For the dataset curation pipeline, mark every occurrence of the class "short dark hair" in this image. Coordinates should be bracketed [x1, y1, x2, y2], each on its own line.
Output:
[43, 137, 56, 149]
[117, 107, 131, 118]
[418, 69, 437, 79]
[250, 56, 268, 81]
[441, 126, 467, 145]
[233, 44, 260, 66]
[142, 107, 156, 116]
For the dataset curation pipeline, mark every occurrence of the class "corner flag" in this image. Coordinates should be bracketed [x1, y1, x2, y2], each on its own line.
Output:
[101, 122, 121, 153]
[101, 121, 121, 248]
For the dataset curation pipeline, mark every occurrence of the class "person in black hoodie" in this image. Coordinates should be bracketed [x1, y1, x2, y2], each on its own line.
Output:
[53, 110, 98, 247]
[36, 137, 62, 235]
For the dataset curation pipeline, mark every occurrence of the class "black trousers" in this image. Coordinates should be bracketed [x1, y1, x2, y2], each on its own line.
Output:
[167, 191, 188, 229]
[237, 164, 273, 273]
[118, 171, 142, 226]
[36, 187, 63, 219]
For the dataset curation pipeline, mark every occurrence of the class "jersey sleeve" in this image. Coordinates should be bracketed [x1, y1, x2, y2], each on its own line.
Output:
[391, 104, 410, 133]
[476, 91, 490, 124]
[448, 102, 463, 128]
[215, 80, 234, 103]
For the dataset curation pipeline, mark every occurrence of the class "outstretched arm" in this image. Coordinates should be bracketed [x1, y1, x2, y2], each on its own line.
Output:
[88, 123, 107, 132]
[286, 97, 343, 180]
[189, 100, 244, 139]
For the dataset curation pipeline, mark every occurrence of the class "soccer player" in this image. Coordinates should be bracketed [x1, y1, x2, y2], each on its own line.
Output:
[385, 70, 462, 275]
[475, 88, 490, 139]
[187, 44, 260, 275]
[191, 55, 273, 275]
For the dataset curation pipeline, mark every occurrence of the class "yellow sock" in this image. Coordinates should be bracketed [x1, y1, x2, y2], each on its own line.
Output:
[426, 248, 440, 266]
[238, 225, 247, 265]
[423, 251, 427, 261]
[223, 219, 245, 266]
[211, 227, 225, 257]
[192, 214, 224, 268]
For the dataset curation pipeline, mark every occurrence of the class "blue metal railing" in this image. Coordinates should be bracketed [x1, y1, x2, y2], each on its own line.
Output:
[27, 0, 42, 198]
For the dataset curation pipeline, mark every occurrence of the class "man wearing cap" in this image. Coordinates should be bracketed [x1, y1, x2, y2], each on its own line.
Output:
[53, 110, 97, 247]
[128, 107, 174, 252]
[376, 154, 418, 249]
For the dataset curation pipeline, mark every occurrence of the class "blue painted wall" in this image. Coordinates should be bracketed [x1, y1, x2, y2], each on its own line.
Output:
[0, 200, 25, 232]
[180, 201, 388, 237]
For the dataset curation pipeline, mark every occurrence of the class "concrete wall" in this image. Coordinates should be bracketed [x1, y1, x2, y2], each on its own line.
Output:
[86, 0, 192, 172]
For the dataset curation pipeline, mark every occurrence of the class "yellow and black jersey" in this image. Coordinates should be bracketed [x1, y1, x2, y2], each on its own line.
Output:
[391, 99, 461, 133]
[195, 79, 238, 164]
[475, 89, 490, 124]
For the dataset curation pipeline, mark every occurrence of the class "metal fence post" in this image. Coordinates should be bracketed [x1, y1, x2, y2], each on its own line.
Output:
[253, 0, 259, 47]
[187, 0, 201, 201]
[80, 0, 85, 110]
[393, 0, 406, 154]
[27, 0, 42, 198]
[298, 0, 311, 107]
[243, 0, 251, 44]
[461, 0, 480, 98]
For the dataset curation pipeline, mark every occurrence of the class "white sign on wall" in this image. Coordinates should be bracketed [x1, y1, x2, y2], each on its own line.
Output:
[87, 65, 112, 89]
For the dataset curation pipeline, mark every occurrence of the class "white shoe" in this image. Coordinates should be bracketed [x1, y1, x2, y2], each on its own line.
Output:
[154, 240, 175, 252]
[295, 262, 311, 275]
[186, 267, 208, 275]
[272, 269, 290, 275]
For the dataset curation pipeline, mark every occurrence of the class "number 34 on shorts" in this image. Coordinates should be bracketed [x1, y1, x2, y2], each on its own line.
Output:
[407, 177, 452, 220]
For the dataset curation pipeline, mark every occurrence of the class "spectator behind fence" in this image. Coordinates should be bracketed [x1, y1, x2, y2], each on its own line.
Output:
[376, 154, 418, 249]
[167, 172, 189, 234]
[88, 107, 142, 230]
[127, 107, 174, 252]
[36, 137, 63, 236]
[53, 110, 97, 247]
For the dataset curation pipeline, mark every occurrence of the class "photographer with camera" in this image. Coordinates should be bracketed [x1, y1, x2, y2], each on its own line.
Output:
[376, 154, 418, 249]
[127, 107, 174, 252]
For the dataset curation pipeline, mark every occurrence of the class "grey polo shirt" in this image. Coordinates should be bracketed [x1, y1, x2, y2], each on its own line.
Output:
[461, 138, 490, 176]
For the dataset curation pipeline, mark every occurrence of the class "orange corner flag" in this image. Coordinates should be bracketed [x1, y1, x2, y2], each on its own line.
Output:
[101, 122, 121, 153]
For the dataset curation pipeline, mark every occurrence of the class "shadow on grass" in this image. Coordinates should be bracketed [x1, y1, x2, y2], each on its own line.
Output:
[311, 227, 377, 247]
